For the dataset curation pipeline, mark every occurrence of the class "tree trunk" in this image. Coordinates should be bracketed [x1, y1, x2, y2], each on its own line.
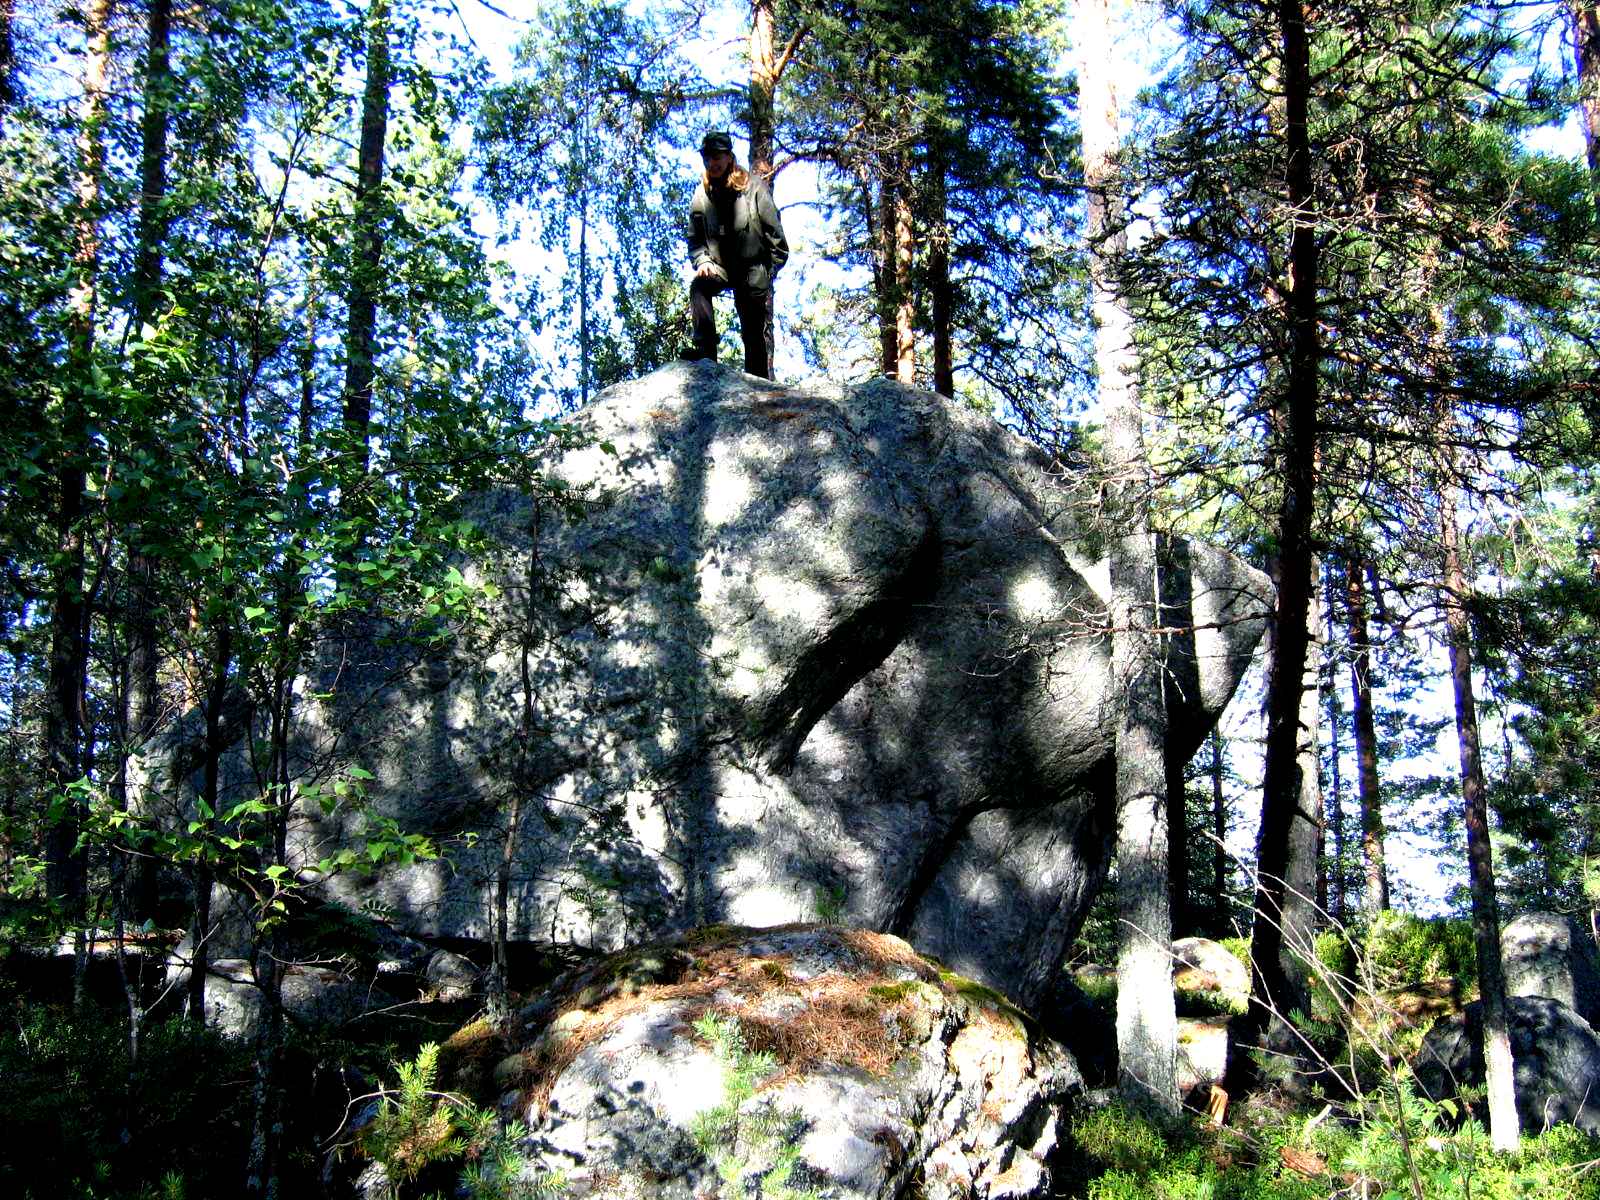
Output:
[748, 0, 778, 184]
[341, 0, 390, 476]
[876, 173, 899, 378]
[1167, 749, 1191, 938]
[1346, 556, 1390, 913]
[1441, 471, 1520, 1152]
[1079, 0, 1178, 1120]
[1210, 730, 1228, 931]
[1571, 1, 1600, 174]
[927, 144, 954, 397]
[893, 181, 915, 385]
[46, 0, 115, 926]
[1, 0, 18, 131]
[1242, 0, 1321, 1060]
[187, 619, 234, 1028]
[1280, 570, 1325, 971]
[1322, 569, 1346, 923]
[747, 0, 799, 378]
[127, 0, 174, 921]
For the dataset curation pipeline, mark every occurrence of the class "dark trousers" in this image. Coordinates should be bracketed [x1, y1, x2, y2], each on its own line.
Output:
[690, 272, 771, 378]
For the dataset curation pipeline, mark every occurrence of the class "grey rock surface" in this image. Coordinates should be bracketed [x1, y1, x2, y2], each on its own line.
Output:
[167, 958, 390, 1041]
[1171, 937, 1250, 1012]
[149, 363, 1271, 1010]
[1415, 995, 1600, 1134]
[1502, 911, 1600, 1027]
[506, 924, 1079, 1199]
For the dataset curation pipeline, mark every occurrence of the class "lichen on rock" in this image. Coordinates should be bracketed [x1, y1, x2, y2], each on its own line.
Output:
[496, 923, 1079, 1198]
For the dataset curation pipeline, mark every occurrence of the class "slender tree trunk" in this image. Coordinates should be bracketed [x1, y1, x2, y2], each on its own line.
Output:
[748, 0, 803, 374]
[1322, 571, 1346, 923]
[1, 0, 18, 131]
[127, 0, 174, 921]
[1275, 558, 1325, 987]
[1167, 751, 1191, 938]
[187, 620, 234, 1027]
[1242, 0, 1321, 1058]
[1571, 1, 1600, 174]
[578, 186, 591, 407]
[1440, 470, 1520, 1152]
[892, 181, 915, 385]
[1079, 0, 1178, 1120]
[1210, 730, 1228, 931]
[927, 144, 954, 397]
[133, 0, 172, 330]
[46, 0, 114, 930]
[341, 0, 390, 477]
[876, 173, 899, 378]
[1346, 557, 1390, 913]
[492, 507, 546, 1032]
[748, 0, 778, 183]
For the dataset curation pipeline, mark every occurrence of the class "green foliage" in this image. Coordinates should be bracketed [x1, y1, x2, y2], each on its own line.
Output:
[1361, 911, 1477, 991]
[1072, 1103, 1171, 1175]
[813, 882, 848, 926]
[1338, 1078, 1600, 1200]
[360, 1042, 562, 1200]
[689, 1011, 819, 1200]
[0, 1001, 253, 1200]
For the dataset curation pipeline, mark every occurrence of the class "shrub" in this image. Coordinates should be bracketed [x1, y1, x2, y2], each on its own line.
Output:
[1362, 911, 1477, 991]
[0, 1001, 254, 1200]
[359, 1042, 561, 1200]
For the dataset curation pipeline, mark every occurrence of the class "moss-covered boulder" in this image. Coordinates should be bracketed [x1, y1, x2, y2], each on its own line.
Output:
[495, 924, 1080, 1198]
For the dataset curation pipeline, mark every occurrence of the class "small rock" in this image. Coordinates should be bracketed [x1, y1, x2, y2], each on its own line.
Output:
[424, 949, 480, 1001]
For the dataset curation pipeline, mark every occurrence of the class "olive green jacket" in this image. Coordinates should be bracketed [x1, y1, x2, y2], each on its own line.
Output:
[687, 174, 789, 292]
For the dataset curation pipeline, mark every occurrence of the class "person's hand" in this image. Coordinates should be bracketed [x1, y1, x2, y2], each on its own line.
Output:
[697, 262, 721, 279]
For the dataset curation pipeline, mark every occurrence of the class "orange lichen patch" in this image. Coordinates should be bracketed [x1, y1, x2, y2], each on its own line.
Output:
[688, 971, 920, 1082]
[839, 929, 943, 983]
[504, 926, 1029, 1117]
[1173, 966, 1228, 994]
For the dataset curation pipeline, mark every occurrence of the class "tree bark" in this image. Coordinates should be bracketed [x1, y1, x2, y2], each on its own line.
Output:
[1571, 1, 1600, 174]
[1245, 0, 1321, 1043]
[1279, 569, 1325, 973]
[341, 0, 391, 476]
[747, 0, 801, 377]
[127, 0, 175, 921]
[892, 180, 915, 385]
[46, 0, 115, 922]
[1079, 0, 1178, 1120]
[1, 0, 18, 131]
[1441, 469, 1520, 1152]
[876, 173, 899, 378]
[1346, 556, 1390, 913]
[927, 143, 954, 397]
[1322, 568, 1346, 923]
[187, 619, 233, 1028]
[1210, 730, 1228, 931]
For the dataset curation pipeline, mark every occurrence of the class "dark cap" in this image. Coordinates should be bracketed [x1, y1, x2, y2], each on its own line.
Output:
[700, 130, 734, 155]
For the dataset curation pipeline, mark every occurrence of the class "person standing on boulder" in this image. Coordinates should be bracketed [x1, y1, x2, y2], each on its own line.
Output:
[684, 130, 789, 379]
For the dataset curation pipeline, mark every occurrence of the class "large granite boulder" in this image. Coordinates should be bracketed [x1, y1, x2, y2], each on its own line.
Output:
[1415, 995, 1600, 1134]
[496, 924, 1079, 1199]
[146, 363, 1271, 1010]
[1502, 912, 1600, 1027]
